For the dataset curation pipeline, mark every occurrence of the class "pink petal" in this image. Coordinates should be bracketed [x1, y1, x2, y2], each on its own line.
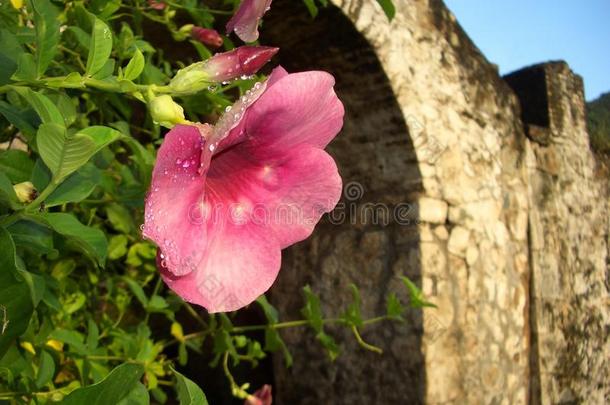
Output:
[226, 0, 273, 43]
[142, 125, 210, 277]
[214, 66, 288, 152]
[159, 215, 281, 313]
[207, 143, 342, 248]
[244, 71, 344, 152]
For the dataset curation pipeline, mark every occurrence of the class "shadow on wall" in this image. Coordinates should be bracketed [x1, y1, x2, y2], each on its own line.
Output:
[263, 1, 426, 404]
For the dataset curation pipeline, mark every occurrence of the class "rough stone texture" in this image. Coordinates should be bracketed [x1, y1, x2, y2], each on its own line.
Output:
[511, 62, 610, 405]
[261, 1, 609, 404]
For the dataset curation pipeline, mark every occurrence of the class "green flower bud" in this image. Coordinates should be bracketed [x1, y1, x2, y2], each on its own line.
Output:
[173, 24, 194, 41]
[149, 95, 186, 128]
[13, 181, 37, 203]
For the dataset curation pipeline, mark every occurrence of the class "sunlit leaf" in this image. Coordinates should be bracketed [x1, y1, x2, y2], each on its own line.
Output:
[86, 18, 113, 76]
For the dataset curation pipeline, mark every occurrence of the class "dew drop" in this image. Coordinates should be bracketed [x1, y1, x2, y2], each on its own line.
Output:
[225, 106, 232, 113]
[139, 224, 145, 231]
[182, 161, 190, 168]
[209, 144, 216, 152]
[176, 158, 183, 165]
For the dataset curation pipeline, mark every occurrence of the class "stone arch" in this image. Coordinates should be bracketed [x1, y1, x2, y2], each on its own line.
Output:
[262, 1, 425, 404]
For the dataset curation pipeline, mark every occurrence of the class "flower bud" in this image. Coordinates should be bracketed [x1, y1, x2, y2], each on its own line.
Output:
[173, 24, 194, 41]
[13, 181, 37, 203]
[244, 385, 272, 405]
[169, 46, 278, 94]
[191, 27, 223, 48]
[149, 95, 186, 128]
[148, 0, 166, 10]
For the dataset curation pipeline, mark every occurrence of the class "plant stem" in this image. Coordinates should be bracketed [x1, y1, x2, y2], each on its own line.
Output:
[25, 179, 59, 213]
[222, 351, 249, 400]
[351, 325, 383, 354]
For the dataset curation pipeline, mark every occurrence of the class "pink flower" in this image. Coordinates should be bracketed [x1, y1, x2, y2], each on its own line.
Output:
[244, 385, 272, 405]
[169, 46, 278, 93]
[148, 0, 165, 10]
[226, 0, 273, 43]
[143, 67, 344, 313]
[191, 27, 223, 48]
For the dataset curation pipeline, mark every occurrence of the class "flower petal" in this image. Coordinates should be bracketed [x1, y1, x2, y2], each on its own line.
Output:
[207, 144, 342, 248]
[244, 71, 344, 152]
[226, 0, 273, 43]
[160, 217, 281, 313]
[143, 125, 210, 277]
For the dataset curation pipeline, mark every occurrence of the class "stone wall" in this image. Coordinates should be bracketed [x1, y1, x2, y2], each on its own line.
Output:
[262, 1, 609, 404]
[508, 62, 609, 404]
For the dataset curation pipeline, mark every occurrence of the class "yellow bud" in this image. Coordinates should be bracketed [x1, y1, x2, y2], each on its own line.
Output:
[171, 322, 184, 342]
[46, 339, 64, 352]
[149, 95, 186, 128]
[10, 0, 23, 9]
[20, 341, 36, 355]
[13, 181, 37, 203]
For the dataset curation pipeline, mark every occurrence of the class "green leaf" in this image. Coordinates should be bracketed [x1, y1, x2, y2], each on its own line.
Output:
[86, 320, 99, 350]
[0, 150, 34, 183]
[45, 164, 100, 207]
[50, 328, 87, 354]
[61, 363, 145, 405]
[256, 295, 278, 323]
[45, 72, 85, 89]
[108, 234, 128, 260]
[300, 285, 323, 333]
[0, 29, 23, 85]
[35, 349, 55, 388]
[7, 219, 55, 255]
[37, 124, 121, 183]
[257, 296, 293, 366]
[105, 203, 135, 234]
[0, 100, 37, 139]
[86, 18, 113, 76]
[303, 0, 319, 18]
[341, 284, 363, 327]
[316, 331, 340, 361]
[92, 59, 116, 79]
[11, 53, 37, 81]
[172, 367, 209, 405]
[0, 172, 19, 209]
[0, 228, 35, 358]
[400, 276, 436, 308]
[385, 292, 404, 320]
[123, 49, 145, 81]
[33, 212, 108, 267]
[148, 295, 168, 311]
[29, 0, 60, 77]
[117, 382, 150, 405]
[376, 0, 396, 21]
[13, 88, 64, 127]
[123, 277, 149, 308]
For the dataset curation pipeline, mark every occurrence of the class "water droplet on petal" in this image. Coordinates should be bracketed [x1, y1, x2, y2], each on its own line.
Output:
[225, 106, 232, 113]
[176, 158, 183, 165]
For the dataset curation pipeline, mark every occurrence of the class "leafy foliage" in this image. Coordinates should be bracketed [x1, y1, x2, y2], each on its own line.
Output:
[587, 91, 610, 157]
[0, 0, 406, 403]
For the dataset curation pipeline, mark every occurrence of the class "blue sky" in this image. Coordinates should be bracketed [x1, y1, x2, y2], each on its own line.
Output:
[443, 0, 610, 101]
